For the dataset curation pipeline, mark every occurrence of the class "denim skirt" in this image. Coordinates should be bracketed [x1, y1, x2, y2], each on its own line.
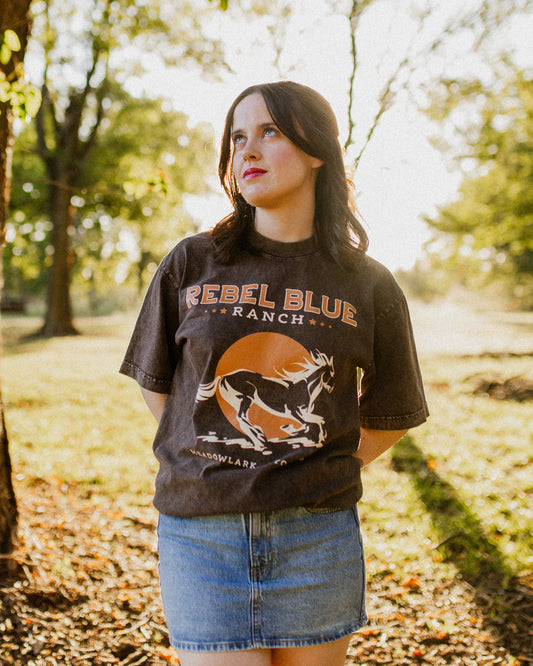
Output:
[157, 505, 367, 652]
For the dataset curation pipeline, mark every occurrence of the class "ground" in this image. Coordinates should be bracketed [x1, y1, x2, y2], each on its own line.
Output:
[1, 297, 532, 665]
[1, 475, 531, 665]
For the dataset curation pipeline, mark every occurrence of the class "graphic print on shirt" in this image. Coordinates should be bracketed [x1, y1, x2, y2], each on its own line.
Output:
[195, 332, 335, 456]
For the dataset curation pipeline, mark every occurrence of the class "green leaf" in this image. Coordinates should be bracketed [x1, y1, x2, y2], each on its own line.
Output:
[208, 0, 228, 9]
[4, 30, 21, 52]
[123, 180, 138, 197]
[0, 81, 10, 103]
[0, 43, 11, 65]
[24, 87, 42, 117]
[123, 180, 148, 199]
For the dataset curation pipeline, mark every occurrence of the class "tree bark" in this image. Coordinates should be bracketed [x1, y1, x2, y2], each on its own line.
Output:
[0, 101, 18, 562]
[0, 0, 32, 560]
[39, 179, 78, 336]
[0, 392, 17, 558]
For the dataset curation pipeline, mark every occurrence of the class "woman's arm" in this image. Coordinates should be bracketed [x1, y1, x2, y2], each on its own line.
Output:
[140, 387, 168, 424]
[356, 427, 408, 468]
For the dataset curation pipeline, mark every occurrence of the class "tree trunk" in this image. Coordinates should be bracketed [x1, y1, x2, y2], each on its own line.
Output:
[39, 180, 78, 336]
[0, 392, 17, 557]
[0, 106, 19, 563]
[138, 249, 152, 297]
[0, 0, 32, 560]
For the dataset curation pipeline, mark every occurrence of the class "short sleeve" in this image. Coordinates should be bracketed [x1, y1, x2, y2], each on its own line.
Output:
[359, 292, 429, 430]
[119, 260, 181, 393]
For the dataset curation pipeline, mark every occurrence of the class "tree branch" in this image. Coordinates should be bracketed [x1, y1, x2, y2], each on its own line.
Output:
[344, 1, 359, 151]
[78, 71, 109, 165]
[61, 42, 102, 171]
[34, 83, 57, 176]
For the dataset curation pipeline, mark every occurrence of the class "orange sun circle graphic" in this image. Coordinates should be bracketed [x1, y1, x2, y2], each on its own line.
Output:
[214, 332, 313, 441]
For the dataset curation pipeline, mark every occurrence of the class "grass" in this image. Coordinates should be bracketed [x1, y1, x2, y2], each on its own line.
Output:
[2, 314, 158, 506]
[361, 353, 532, 584]
[2, 308, 532, 587]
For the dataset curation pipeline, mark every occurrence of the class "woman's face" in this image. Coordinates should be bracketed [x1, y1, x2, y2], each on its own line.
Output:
[231, 93, 323, 214]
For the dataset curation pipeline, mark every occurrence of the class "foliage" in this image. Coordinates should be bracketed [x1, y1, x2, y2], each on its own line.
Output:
[423, 66, 533, 307]
[0, 29, 20, 65]
[7, 0, 227, 334]
[394, 259, 452, 303]
[0, 29, 41, 122]
[5, 91, 215, 309]
[209, 0, 229, 8]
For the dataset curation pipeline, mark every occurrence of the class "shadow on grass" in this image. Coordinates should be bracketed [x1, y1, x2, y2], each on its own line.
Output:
[391, 436, 533, 661]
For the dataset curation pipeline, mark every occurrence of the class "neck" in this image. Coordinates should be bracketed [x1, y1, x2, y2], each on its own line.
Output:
[253, 199, 315, 243]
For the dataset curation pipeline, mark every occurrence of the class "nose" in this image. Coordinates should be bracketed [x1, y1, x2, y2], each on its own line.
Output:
[242, 136, 260, 161]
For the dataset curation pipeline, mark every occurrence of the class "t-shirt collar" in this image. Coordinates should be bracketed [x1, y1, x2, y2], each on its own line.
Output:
[248, 227, 318, 258]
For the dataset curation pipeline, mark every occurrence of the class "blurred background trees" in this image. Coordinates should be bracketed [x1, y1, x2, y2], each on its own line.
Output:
[418, 64, 533, 308]
[6, 90, 215, 318]
[2, 0, 532, 331]
[4, 0, 224, 335]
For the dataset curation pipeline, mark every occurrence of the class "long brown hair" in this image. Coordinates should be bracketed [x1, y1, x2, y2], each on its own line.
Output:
[213, 81, 369, 269]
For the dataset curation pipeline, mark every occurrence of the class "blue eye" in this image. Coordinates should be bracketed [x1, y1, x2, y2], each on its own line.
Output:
[264, 126, 277, 137]
[232, 134, 245, 145]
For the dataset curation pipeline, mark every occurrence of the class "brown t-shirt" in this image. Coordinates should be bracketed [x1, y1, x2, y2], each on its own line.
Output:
[120, 230, 429, 517]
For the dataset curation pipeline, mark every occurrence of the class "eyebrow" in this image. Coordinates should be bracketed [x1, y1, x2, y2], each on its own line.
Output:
[231, 122, 277, 139]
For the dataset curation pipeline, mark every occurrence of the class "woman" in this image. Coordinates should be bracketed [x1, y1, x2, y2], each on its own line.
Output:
[120, 81, 429, 666]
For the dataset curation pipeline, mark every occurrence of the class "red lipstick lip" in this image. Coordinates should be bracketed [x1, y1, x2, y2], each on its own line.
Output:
[243, 168, 267, 179]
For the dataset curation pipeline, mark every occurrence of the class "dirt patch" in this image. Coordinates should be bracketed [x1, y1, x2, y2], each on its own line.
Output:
[471, 374, 533, 402]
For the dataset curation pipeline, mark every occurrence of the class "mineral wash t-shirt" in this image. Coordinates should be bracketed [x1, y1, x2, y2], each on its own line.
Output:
[120, 230, 429, 517]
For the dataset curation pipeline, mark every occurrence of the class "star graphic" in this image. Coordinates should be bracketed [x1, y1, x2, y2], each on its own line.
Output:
[220, 308, 227, 314]
[309, 318, 317, 326]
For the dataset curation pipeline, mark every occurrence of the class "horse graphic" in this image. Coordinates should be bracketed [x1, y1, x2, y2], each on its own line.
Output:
[196, 351, 334, 454]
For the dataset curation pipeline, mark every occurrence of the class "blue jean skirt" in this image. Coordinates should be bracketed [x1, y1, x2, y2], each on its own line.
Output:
[157, 505, 367, 652]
